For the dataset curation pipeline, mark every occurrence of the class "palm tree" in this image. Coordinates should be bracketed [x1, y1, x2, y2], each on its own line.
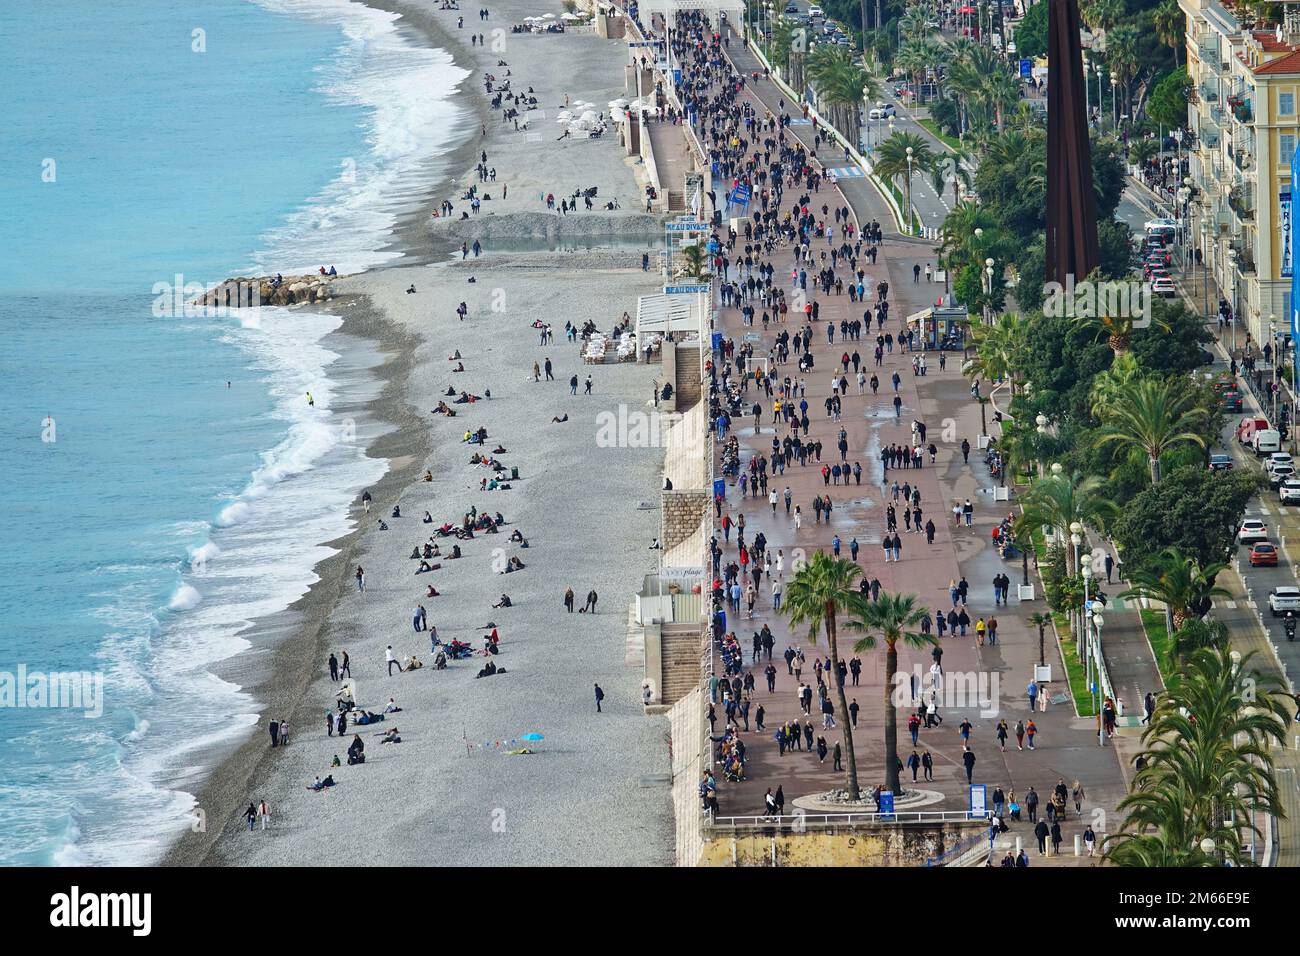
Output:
[783, 551, 868, 799]
[807, 45, 875, 136]
[1016, 470, 1120, 575]
[1105, 24, 1141, 120]
[1028, 611, 1052, 666]
[1088, 352, 1145, 419]
[1080, 0, 1123, 37]
[931, 147, 973, 205]
[873, 131, 935, 229]
[1118, 546, 1230, 658]
[1106, 646, 1289, 866]
[1094, 377, 1210, 484]
[847, 591, 934, 796]
[963, 313, 1030, 395]
[679, 242, 710, 280]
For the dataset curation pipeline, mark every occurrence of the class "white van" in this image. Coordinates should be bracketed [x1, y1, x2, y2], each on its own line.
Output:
[1254, 429, 1282, 455]
[808, 5, 824, 17]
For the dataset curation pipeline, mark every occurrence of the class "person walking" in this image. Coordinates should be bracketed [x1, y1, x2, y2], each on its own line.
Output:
[583, 589, 598, 613]
[996, 719, 1009, 752]
[921, 750, 933, 780]
[244, 803, 257, 831]
[258, 799, 270, 831]
[1026, 786, 1039, 822]
[849, 697, 860, 728]
[355, 565, 366, 592]
[1050, 820, 1063, 855]
[1072, 780, 1085, 815]
[564, 586, 575, 612]
[1026, 718, 1038, 750]
[1015, 718, 1026, 751]
[1084, 825, 1097, 857]
[962, 748, 976, 783]
[1035, 818, 1050, 855]
[328, 652, 339, 682]
[907, 750, 920, 782]
[594, 682, 605, 712]
[386, 644, 402, 676]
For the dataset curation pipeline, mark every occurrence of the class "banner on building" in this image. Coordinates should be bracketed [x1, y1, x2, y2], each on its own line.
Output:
[1282, 190, 1293, 279]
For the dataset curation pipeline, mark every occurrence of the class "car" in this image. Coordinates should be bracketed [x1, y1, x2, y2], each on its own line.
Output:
[784, 1, 798, 11]
[1269, 464, 1295, 485]
[808, 4, 824, 16]
[1267, 452, 1294, 471]
[1151, 276, 1176, 297]
[868, 103, 896, 120]
[1280, 478, 1300, 502]
[1239, 519, 1269, 544]
[1251, 542, 1280, 567]
[1238, 415, 1270, 443]
[1209, 453, 1234, 471]
[1219, 391, 1243, 412]
[1269, 585, 1300, 615]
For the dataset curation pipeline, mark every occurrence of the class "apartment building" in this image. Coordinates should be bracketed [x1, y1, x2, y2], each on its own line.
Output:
[1182, 0, 1300, 344]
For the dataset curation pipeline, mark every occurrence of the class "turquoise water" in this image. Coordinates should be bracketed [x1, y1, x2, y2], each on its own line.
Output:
[0, 0, 467, 864]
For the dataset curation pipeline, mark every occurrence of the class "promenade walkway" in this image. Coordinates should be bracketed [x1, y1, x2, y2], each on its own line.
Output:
[630, 18, 1129, 862]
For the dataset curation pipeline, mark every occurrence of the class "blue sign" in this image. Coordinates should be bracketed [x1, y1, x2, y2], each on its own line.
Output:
[664, 284, 710, 294]
[666, 221, 709, 231]
[878, 790, 895, 819]
[1292, 140, 1300, 360]
[731, 184, 751, 205]
[968, 783, 987, 818]
[1019, 58, 1032, 78]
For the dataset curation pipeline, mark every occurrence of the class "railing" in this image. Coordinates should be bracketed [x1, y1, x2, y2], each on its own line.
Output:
[924, 828, 993, 866]
[711, 810, 991, 828]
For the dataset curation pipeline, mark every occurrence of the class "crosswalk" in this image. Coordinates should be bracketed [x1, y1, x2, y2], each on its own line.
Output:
[829, 166, 865, 178]
[789, 117, 812, 125]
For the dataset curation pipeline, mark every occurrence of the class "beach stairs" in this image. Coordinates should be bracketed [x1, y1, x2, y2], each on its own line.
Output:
[673, 346, 702, 408]
[660, 624, 705, 705]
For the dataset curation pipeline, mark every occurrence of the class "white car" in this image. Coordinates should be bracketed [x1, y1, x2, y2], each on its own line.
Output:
[1266, 453, 1294, 472]
[868, 103, 896, 120]
[1239, 519, 1269, 544]
[1270, 464, 1296, 485]
[1270, 586, 1300, 616]
[1280, 479, 1300, 503]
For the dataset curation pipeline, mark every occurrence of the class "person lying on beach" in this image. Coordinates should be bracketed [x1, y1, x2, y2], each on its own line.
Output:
[380, 728, 402, 744]
[493, 593, 512, 608]
[353, 711, 384, 725]
[307, 775, 336, 791]
[491, 445, 507, 454]
[454, 392, 480, 404]
[384, 698, 401, 713]
[433, 401, 456, 416]
[551, 414, 569, 423]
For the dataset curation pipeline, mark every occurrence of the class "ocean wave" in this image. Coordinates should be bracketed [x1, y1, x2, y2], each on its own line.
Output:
[247, 0, 472, 275]
[167, 585, 203, 611]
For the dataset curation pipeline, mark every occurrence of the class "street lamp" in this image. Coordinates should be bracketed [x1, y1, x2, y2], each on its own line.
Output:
[984, 257, 996, 326]
[1271, 315, 1280, 425]
[905, 145, 915, 235]
[1110, 71, 1118, 128]
[1092, 611, 1105, 745]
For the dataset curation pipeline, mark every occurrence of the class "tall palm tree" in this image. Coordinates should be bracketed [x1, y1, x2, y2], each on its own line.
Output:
[847, 592, 934, 796]
[1105, 24, 1141, 120]
[783, 551, 868, 799]
[1118, 546, 1230, 658]
[873, 131, 936, 228]
[1106, 646, 1289, 866]
[1080, 0, 1123, 37]
[807, 45, 875, 135]
[1016, 470, 1120, 575]
[931, 147, 973, 205]
[1095, 377, 1210, 484]
[1028, 611, 1052, 666]
[1153, 0, 1184, 68]
[1088, 352, 1145, 419]
[963, 312, 1030, 394]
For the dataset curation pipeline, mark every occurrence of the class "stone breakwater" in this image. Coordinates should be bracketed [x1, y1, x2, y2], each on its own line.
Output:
[191, 274, 337, 309]
[430, 211, 662, 242]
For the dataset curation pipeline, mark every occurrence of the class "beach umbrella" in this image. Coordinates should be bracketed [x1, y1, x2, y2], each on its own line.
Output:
[543, 12, 556, 17]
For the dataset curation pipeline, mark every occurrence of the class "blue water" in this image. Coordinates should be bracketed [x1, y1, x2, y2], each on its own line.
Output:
[0, 0, 468, 864]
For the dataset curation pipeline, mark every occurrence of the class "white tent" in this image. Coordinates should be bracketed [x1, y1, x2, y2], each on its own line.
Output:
[636, 292, 705, 342]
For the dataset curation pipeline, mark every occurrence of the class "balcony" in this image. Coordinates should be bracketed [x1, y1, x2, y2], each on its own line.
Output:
[1199, 39, 1219, 64]
[1227, 94, 1253, 123]
[1199, 82, 1220, 103]
[1232, 145, 1255, 175]
[1229, 184, 1255, 222]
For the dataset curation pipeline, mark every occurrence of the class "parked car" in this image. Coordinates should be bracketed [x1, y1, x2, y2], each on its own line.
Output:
[1280, 478, 1300, 503]
[1269, 585, 1300, 615]
[1266, 452, 1294, 471]
[784, 1, 798, 11]
[1219, 390, 1243, 412]
[1254, 429, 1283, 455]
[1238, 415, 1270, 444]
[868, 103, 896, 120]
[1251, 542, 1280, 567]
[1239, 519, 1269, 544]
[1209, 453, 1234, 471]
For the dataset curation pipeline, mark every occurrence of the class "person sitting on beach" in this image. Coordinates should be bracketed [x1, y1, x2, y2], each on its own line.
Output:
[330, 755, 341, 767]
[449, 545, 462, 560]
[416, 560, 433, 574]
[425, 584, 440, 598]
[449, 350, 461, 360]
[410, 547, 421, 559]
[328, 266, 338, 277]
[406, 285, 417, 294]
[551, 414, 569, 423]
[448, 387, 458, 398]
[476, 659, 500, 678]
[384, 697, 401, 713]
[423, 511, 433, 523]
[391, 505, 401, 518]
[422, 470, 433, 482]
[493, 593, 512, 608]
[380, 728, 402, 744]
[508, 529, 525, 543]
[377, 520, 388, 530]
[347, 736, 365, 765]
[307, 775, 335, 791]
[503, 555, 525, 573]
[453, 362, 465, 372]
[405, 655, 423, 670]
[491, 445, 507, 454]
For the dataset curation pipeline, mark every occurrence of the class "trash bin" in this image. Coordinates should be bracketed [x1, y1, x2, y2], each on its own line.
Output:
[511, 466, 519, 480]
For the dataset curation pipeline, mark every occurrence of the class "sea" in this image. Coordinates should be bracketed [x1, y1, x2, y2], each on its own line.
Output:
[0, 0, 469, 865]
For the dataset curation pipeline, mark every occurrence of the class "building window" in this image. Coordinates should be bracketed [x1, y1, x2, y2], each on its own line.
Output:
[1281, 91, 1296, 116]
[1283, 134, 1297, 161]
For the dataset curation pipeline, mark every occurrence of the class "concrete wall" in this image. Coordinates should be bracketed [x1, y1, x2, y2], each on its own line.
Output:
[698, 821, 990, 867]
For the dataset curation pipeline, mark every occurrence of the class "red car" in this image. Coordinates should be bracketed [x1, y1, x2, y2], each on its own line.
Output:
[1250, 542, 1279, 567]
